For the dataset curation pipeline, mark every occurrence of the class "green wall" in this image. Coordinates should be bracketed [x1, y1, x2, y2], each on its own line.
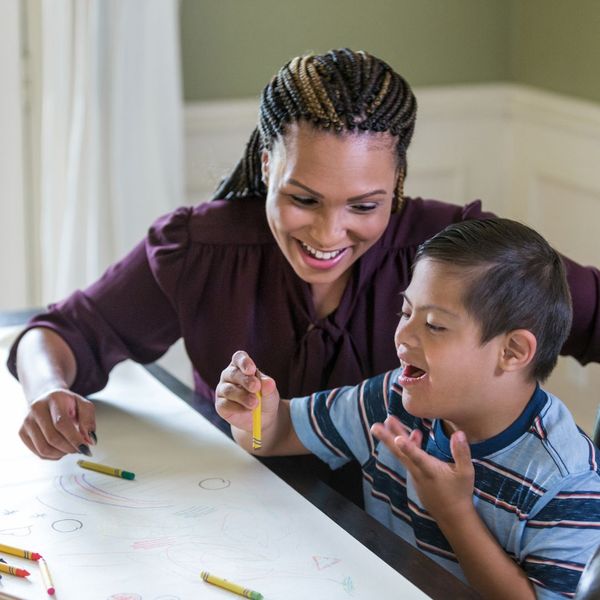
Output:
[180, 0, 600, 105]
[509, 0, 600, 104]
[180, 0, 509, 101]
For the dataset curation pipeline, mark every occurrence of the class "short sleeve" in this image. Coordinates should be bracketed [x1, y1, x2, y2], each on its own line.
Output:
[520, 471, 600, 598]
[290, 371, 395, 469]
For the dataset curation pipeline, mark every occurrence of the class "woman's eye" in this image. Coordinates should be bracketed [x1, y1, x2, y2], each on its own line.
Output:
[291, 195, 318, 206]
[399, 311, 410, 320]
[426, 322, 445, 332]
[350, 202, 378, 213]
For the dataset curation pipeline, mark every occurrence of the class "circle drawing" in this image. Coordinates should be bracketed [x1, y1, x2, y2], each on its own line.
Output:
[51, 519, 83, 533]
[198, 477, 230, 490]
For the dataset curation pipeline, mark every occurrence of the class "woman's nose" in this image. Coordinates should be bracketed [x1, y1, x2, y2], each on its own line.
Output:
[311, 211, 346, 247]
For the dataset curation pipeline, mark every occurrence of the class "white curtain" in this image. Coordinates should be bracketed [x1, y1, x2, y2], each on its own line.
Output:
[39, 0, 184, 303]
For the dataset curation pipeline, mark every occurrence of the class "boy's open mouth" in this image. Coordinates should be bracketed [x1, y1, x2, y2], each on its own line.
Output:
[402, 363, 427, 379]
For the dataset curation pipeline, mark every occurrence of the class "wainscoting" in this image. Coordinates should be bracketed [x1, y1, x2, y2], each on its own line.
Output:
[181, 83, 600, 435]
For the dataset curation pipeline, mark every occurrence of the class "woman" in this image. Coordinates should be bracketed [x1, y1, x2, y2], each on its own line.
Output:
[8, 48, 600, 461]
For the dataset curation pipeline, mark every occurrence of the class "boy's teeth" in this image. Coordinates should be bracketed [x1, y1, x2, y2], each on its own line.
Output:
[301, 242, 342, 260]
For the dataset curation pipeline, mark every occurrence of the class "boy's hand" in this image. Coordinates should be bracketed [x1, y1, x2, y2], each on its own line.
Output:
[371, 416, 475, 524]
[216, 350, 280, 433]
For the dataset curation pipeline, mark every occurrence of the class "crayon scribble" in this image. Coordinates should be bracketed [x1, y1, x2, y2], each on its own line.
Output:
[56, 475, 172, 509]
[0, 525, 32, 537]
[312, 555, 341, 570]
[342, 575, 355, 595]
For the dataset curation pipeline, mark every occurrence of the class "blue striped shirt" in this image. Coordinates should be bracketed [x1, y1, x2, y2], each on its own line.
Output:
[290, 369, 600, 599]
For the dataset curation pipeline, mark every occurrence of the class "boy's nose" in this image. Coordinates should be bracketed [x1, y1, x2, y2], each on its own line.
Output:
[394, 318, 417, 351]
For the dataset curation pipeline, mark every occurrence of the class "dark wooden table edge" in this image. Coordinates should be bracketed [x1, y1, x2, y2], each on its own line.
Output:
[2, 311, 479, 599]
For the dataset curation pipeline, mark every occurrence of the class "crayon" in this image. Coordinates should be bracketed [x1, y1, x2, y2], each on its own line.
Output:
[252, 390, 262, 450]
[0, 542, 42, 561]
[200, 570, 263, 600]
[0, 561, 30, 577]
[39, 558, 55, 595]
[77, 459, 135, 480]
[0, 591, 28, 600]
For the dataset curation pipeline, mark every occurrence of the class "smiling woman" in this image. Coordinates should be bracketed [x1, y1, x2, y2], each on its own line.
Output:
[6, 50, 600, 506]
[263, 122, 397, 318]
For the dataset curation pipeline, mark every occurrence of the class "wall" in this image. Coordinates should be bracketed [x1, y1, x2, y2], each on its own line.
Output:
[180, 0, 510, 101]
[509, 0, 600, 104]
[181, 1, 600, 106]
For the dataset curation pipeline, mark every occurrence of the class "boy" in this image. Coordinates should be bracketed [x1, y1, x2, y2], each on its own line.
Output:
[216, 218, 600, 599]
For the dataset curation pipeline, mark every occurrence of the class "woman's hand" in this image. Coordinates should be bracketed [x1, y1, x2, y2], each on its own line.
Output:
[20, 389, 97, 460]
[216, 350, 280, 434]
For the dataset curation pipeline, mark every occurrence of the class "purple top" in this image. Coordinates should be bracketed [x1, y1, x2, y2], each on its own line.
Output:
[8, 196, 600, 400]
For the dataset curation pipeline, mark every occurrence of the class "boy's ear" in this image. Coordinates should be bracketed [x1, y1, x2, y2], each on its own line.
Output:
[499, 329, 537, 373]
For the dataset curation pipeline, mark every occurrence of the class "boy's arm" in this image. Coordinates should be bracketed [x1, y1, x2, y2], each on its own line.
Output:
[372, 417, 536, 599]
[216, 351, 308, 456]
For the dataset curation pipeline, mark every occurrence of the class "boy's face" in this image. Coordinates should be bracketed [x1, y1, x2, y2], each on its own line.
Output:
[395, 259, 506, 427]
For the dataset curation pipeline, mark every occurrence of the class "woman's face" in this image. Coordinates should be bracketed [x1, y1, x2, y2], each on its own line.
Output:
[263, 122, 398, 287]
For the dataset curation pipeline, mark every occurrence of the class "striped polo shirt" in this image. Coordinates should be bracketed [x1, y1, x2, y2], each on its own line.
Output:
[290, 368, 600, 599]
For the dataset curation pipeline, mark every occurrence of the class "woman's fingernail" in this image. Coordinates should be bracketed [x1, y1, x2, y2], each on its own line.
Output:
[89, 431, 97, 445]
[78, 444, 92, 456]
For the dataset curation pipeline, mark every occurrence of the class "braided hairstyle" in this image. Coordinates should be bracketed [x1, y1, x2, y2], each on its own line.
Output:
[212, 48, 417, 212]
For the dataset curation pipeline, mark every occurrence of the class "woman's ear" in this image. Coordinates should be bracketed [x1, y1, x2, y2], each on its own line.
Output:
[499, 329, 537, 374]
[261, 150, 270, 186]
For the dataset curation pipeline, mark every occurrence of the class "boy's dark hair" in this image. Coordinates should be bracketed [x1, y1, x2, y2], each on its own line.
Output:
[414, 218, 573, 382]
[212, 48, 417, 212]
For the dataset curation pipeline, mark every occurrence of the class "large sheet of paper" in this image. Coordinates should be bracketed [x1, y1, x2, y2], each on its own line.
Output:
[0, 327, 430, 599]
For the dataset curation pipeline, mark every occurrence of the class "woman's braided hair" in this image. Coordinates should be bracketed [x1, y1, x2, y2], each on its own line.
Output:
[212, 48, 417, 212]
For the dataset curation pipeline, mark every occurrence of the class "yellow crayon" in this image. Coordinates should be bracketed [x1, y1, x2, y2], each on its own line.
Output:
[200, 570, 263, 600]
[77, 459, 135, 480]
[0, 591, 28, 600]
[252, 390, 262, 450]
[0, 543, 41, 561]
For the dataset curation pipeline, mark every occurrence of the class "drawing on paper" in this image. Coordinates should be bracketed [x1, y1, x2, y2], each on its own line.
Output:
[54, 475, 173, 509]
[313, 555, 341, 570]
[0, 525, 32, 537]
[198, 477, 230, 490]
[52, 519, 83, 533]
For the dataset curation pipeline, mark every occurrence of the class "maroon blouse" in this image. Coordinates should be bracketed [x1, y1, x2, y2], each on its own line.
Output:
[8, 197, 600, 400]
